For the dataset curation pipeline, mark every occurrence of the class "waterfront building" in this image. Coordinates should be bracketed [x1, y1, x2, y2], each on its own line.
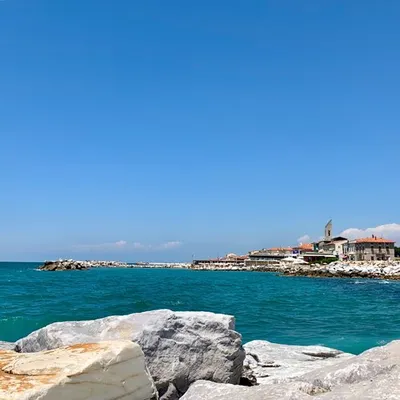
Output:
[320, 236, 348, 258]
[342, 236, 395, 261]
[264, 247, 293, 255]
[192, 253, 248, 266]
[313, 220, 347, 258]
[292, 243, 314, 254]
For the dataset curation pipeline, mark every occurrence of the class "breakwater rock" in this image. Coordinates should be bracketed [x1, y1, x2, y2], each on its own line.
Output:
[282, 261, 400, 280]
[40, 259, 191, 271]
[181, 339, 400, 399]
[0, 340, 157, 400]
[243, 340, 353, 385]
[190, 260, 400, 280]
[0, 341, 14, 350]
[15, 309, 245, 399]
[39, 259, 131, 271]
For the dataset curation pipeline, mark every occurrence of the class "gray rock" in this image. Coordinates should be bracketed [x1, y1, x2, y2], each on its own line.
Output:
[180, 380, 316, 400]
[15, 309, 245, 398]
[0, 341, 14, 350]
[243, 340, 353, 385]
[298, 339, 400, 393]
[321, 365, 400, 399]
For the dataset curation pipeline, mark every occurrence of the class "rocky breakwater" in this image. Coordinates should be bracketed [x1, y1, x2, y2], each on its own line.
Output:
[0, 340, 157, 400]
[39, 259, 131, 271]
[15, 310, 245, 399]
[281, 260, 400, 280]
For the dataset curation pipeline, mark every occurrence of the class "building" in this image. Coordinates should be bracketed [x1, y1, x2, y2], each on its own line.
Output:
[292, 243, 314, 254]
[342, 236, 395, 261]
[192, 253, 248, 266]
[264, 247, 293, 256]
[325, 219, 333, 241]
[320, 236, 348, 258]
[313, 220, 347, 259]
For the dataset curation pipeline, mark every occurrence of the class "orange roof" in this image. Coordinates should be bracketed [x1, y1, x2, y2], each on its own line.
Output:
[268, 247, 293, 251]
[293, 243, 314, 250]
[354, 237, 395, 244]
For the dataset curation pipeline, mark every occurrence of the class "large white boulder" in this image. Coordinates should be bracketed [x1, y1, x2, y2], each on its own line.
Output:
[298, 339, 400, 393]
[15, 310, 245, 399]
[0, 340, 157, 400]
[180, 380, 315, 400]
[321, 365, 400, 399]
[243, 340, 353, 384]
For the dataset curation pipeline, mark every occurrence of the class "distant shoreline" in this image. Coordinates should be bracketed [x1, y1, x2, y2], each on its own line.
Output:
[35, 258, 400, 280]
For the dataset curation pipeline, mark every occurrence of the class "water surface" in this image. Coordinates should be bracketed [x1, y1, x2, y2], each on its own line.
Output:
[1, 262, 400, 354]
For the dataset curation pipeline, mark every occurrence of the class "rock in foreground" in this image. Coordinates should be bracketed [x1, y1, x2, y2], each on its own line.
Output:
[183, 339, 400, 399]
[180, 380, 315, 400]
[299, 339, 400, 398]
[0, 340, 157, 400]
[15, 309, 245, 399]
[0, 341, 14, 350]
[243, 340, 353, 385]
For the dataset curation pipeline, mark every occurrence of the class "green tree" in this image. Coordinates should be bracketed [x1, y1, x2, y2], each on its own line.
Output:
[395, 247, 400, 257]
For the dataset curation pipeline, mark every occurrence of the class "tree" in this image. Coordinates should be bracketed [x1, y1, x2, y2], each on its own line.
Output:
[395, 247, 400, 258]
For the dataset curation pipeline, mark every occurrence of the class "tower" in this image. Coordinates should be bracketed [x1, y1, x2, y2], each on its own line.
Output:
[325, 220, 332, 241]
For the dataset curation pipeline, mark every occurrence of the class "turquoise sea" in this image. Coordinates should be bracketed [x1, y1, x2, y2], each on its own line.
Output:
[1, 262, 400, 354]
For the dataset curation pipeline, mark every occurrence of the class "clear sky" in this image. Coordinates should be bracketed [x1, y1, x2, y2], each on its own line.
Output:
[1, 1, 399, 262]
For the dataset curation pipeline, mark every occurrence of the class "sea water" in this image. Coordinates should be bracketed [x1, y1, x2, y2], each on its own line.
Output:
[1, 262, 400, 354]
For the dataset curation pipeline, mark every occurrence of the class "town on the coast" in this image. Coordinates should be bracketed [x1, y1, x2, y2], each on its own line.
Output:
[193, 220, 396, 267]
[190, 220, 400, 279]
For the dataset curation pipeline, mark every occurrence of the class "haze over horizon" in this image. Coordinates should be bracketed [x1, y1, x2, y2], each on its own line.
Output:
[1, 1, 399, 262]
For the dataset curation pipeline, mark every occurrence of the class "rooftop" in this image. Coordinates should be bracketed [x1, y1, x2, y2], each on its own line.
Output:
[353, 237, 395, 244]
[267, 247, 293, 251]
[293, 243, 314, 251]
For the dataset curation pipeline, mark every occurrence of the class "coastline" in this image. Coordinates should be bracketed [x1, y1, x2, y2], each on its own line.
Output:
[39, 258, 400, 280]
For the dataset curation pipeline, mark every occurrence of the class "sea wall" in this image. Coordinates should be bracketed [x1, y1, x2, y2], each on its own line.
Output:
[39, 259, 190, 271]
[190, 260, 400, 280]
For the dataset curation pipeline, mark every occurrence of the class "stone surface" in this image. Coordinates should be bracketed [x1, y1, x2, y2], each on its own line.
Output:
[243, 340, 353, 385]
[321, 365, 400, 399]
[181, 340, 400, 399]
[180, 380, 315, 400]
[0, 342, 14, 351]
[16, 309, 245, 398]
[298, 339, 400, 393]
[0, 340, 157, 400]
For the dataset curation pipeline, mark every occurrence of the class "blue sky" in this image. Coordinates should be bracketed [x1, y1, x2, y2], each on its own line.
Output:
[1, 0, 399, 261]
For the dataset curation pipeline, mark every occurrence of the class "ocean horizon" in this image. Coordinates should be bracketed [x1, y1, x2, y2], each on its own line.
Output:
[1, 261, 400, 355]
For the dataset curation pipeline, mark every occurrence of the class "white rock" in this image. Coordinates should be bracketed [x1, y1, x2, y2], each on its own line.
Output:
[298, 339, 400, 393]
[15, 309, 245, 398]
[0, 341, 14, 350]
[0, 340, 157, 400]
[180, 380, 315, 400]
[243, 340, 353, 385]
[321, 365, 400, 399]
